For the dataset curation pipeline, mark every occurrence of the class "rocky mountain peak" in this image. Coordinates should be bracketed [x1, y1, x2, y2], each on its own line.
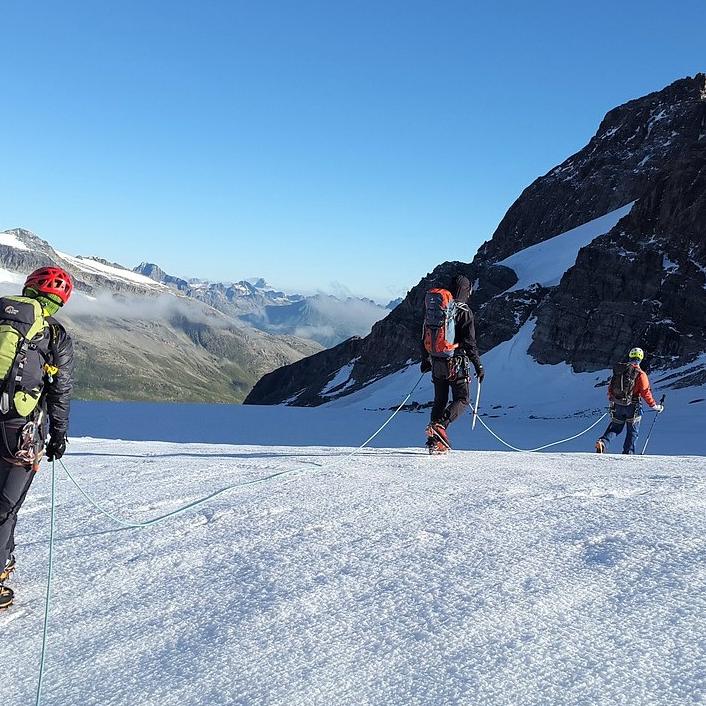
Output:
[245, 73, 706, 407]
[475, 73, 706, 265]
[134, 262, 166, 281]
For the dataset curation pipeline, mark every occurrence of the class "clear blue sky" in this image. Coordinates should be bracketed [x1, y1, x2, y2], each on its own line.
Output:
[2, 1, 704, 301]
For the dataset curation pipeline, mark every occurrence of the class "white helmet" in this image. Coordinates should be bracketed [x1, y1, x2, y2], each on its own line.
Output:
[628, 347, 644, 361]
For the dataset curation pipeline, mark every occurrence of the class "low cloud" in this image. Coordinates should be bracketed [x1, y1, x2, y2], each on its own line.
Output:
[64, 289, 233, 328]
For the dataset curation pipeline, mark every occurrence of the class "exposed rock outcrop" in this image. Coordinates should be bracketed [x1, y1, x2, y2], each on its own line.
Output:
[477, 73, 706, 263]
[529, 138, 706, 371]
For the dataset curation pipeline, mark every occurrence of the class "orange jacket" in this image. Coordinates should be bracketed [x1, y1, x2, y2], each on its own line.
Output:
[608, 364, 657, 407]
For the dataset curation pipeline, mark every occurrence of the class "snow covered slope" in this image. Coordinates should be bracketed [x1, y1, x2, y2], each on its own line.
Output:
[6, 439, 706, 705]
[57, 252, 169, 291]
[497, 203, 633, 292]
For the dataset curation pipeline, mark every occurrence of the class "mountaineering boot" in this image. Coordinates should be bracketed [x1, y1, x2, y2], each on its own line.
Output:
[425, 437, 445, 455]
[426, 434, 449, 454]
[0, 555, 16, 584]
[431, 423, 450, 449]
[425, 423, 451, 453]
[0, 585, 13, 610]
[595, 439, 606, 454]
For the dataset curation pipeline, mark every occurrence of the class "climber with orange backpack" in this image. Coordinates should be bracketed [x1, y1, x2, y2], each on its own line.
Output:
[420, 275, 483, 454]
[0, 267, 75, 609]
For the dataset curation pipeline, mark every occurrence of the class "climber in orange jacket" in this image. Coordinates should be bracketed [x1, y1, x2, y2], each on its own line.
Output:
[596, 347, 663, 454]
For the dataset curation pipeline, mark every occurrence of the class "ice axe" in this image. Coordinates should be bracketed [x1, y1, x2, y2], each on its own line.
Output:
[472, 380, 482, 430]
[641, 393, 666, 455]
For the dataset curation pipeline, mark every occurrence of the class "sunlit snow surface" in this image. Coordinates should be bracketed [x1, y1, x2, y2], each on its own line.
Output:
[55, 252, 167, 289]
[5, 439, 706, 705]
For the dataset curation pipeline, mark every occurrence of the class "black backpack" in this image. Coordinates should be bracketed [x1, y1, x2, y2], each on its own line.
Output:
[608, 362, 641, 405]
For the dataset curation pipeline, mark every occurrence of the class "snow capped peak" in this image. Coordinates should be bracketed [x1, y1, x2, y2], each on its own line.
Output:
[0, 230, 30, 251]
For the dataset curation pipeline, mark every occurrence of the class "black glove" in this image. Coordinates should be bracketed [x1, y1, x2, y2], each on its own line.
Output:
[420, 359, 432, 374]
[46, 434, 67, 462]
[475, 365, 485, 383]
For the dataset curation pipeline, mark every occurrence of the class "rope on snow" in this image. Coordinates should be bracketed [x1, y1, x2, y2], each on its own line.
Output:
[474, 411, 609, 452]
[33, 372, 427, 706]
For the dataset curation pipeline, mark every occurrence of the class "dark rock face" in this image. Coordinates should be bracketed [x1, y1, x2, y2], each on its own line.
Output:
[476, 73, 706, 263]
[245, 260, 529, 405]
[476, 284, 550, 354]
[246, 336, 364, 406]
[529, 139, 706, 372]
[245, 73, 706, 406]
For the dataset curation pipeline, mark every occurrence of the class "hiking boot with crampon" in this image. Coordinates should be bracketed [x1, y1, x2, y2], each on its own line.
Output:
[425, 423, 451, 453]
[0, 585, 13, 610]
[0, 555, 15, 584]
[428, 439, 450, 455]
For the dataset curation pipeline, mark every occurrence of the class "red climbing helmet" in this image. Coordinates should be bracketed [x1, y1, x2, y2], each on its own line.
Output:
[24, 267, 74, 304]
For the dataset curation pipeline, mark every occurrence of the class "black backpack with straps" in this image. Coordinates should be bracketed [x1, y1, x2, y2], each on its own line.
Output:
[608, 362, 641, 405]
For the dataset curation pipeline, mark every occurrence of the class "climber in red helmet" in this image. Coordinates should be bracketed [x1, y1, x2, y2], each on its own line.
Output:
[0, 266, 75, 609]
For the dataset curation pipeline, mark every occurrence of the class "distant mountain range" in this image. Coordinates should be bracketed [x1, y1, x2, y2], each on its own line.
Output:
[0, 230, 393, 402]
[132, 262, 395, 348]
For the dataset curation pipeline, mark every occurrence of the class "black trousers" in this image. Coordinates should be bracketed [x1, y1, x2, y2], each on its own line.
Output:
[431, 376, 470, 428]
[0, 459, 34, 571]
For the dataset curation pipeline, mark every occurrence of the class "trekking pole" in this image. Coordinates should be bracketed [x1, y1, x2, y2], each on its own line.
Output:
[472, 381, 482, 430]
[641, 394, 666, 456]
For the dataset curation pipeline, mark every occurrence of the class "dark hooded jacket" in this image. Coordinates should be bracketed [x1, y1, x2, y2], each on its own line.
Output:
[421, 275, 482, 374]
[43, 318, 74, 439]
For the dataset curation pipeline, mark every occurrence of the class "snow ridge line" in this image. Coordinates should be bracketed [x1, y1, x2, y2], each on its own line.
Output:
[34, 374, 427, 706]
[475, 412, 609, 452]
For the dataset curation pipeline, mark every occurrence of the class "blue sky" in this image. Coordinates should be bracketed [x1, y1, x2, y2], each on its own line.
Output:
[2, 1, 704, 301]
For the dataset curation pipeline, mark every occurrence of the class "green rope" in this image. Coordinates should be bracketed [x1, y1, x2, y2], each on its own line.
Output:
[34, 371, 426, 705]
[58, 372, 426, 529]
[35, 461, 57, 706]
[59, 459, 300, 528]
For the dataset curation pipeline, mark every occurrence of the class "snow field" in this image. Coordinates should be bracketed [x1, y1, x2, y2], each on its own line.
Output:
[55, 252, 167, 289]
[496, 203, 634, 292]
[0, 231, 30, 251]
[5, 439, 706, 705]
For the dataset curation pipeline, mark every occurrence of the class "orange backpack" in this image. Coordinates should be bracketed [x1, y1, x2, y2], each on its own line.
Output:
[423, 289, 458, 358]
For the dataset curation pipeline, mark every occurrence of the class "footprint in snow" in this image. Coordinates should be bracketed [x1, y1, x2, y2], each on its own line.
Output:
[581, 534, 628, 567]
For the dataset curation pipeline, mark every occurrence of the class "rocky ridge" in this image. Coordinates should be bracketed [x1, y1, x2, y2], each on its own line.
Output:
[134, 263, 390, 348]
[245, 73, 706, 407]
[0, 230, 320, 402]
